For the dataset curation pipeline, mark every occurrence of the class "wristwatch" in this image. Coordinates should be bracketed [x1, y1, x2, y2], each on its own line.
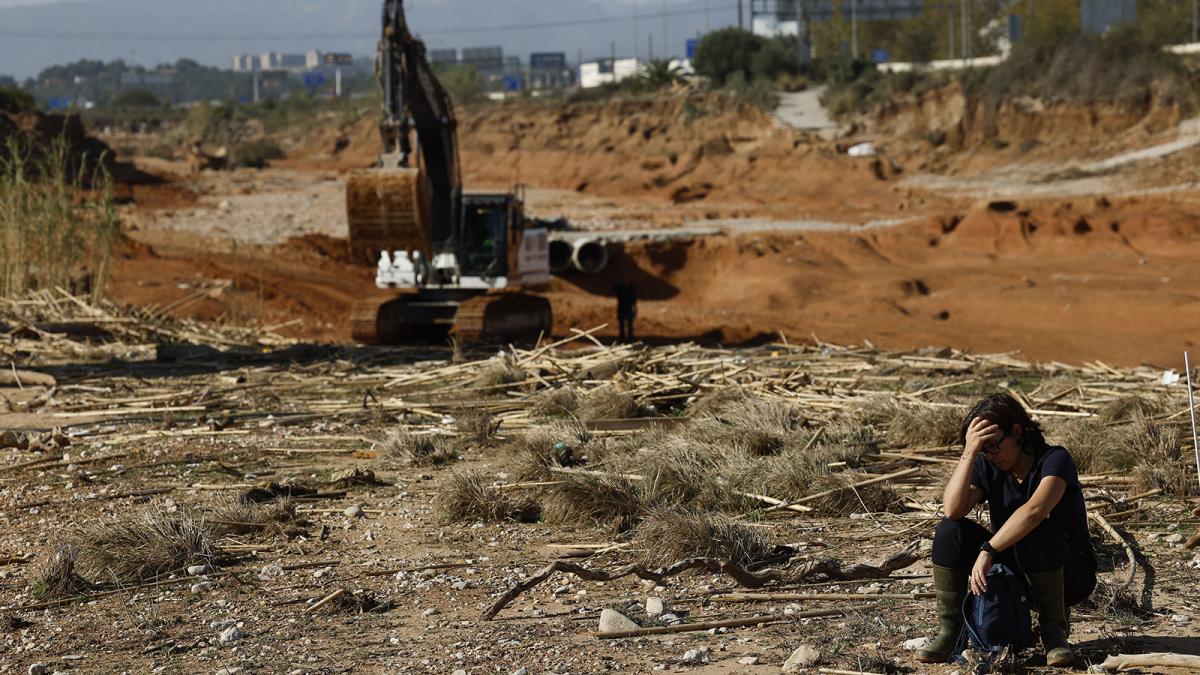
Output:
[979, 541, 997, 555]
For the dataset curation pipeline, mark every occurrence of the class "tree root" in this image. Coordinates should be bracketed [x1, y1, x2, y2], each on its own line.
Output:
[483, 540, 919, 620]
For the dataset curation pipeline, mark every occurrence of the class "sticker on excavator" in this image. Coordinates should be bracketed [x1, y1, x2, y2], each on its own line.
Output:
[345, 168, 432, 265]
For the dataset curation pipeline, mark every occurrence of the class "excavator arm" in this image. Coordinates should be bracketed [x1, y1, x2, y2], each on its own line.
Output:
[376, 0, 462, 243]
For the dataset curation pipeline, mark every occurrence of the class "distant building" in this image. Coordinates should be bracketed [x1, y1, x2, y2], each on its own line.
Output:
[579, 58, 640, 89]
[430, 48, 459, 67]
[1081, 0, 1136, 34]
[230, 52, 318, 73]
[529, 52, 573, 90]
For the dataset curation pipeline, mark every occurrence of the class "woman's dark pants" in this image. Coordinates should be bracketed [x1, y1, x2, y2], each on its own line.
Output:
[931, 517, 1096, 606]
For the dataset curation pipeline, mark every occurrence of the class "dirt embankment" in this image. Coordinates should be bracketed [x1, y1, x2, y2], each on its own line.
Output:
[1, 110, 158, 190]
[867, 81, 1186, 175]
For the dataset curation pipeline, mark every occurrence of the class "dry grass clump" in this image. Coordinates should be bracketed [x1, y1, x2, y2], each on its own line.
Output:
[456, 407, 500, 446]
[632, 508, 773, 567]
[1127, 421, 1196, 496]
[579, 386, 640, 421]
[883, 400, 964, 447]
[802, 469, 903, 515]
[634, 439, 743, 511]
[380, 430, 457, 467]
[438, 470, 540, 523]
[508, 421, 592, 480]
[808, 420, 880, 466]
[30, 544, 92, 598]
[1053, 418, 1115, 474]
[542, 472, 646, 533]
[206, 499, 301, 538]
[472, 356, 525, 389]
[530, 387, 580, 418]
[71, 507, 213, 583]
[1097, 395, 1172, 424]
[688, 393, 809, 456]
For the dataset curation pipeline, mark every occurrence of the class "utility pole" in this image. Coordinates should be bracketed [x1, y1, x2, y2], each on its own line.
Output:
[661, 0, 668, 60]
[738, 0, 744, 29]
[796, 0, 810, 67]
[252, 68, 260, 104]
[947, 4, 955, 61]
[851, 0, 859, 59]
[633, 0, 640, 60]
[705, 0, 711, 31]
[960, 0, 968, 60]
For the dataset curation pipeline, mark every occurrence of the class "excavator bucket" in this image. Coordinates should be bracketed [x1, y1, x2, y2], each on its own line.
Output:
[345, 167, 431, 265]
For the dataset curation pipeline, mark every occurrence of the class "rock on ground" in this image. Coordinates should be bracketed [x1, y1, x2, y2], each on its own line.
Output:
[598, 608, 640, 634]
[782, 644, 821, 672]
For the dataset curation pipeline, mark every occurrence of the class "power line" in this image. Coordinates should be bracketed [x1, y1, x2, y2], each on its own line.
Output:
[0, 3, 743, 43]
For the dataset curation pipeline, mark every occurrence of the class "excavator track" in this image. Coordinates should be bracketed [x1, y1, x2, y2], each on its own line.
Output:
[452, 292, 553, 343]
[351, 290, 552, 345]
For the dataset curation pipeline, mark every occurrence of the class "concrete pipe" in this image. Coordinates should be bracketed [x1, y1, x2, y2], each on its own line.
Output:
[548, 238, 574, 274]
[571, 239, 609, 275]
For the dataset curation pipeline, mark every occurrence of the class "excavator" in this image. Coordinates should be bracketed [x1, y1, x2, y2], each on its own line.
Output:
[346, 0, 553, 344]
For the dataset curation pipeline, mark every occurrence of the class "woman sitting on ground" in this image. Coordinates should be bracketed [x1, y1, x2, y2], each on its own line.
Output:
[918, 393, 1096, 667]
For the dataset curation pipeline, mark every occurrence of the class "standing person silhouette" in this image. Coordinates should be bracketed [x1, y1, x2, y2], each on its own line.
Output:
[614, 276, 637, 343]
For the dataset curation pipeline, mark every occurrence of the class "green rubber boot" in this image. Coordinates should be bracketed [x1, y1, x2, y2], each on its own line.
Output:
[1026, 568, 1074, 667]
[917, 565, 968, 663]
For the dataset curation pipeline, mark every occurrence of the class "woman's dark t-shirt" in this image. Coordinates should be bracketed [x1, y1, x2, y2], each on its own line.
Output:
[970, 445, 1096, 571]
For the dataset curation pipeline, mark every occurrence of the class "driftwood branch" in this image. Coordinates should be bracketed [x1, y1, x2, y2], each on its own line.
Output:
[1089, 512, 1136, 594]
[1099, 652, 1200, 671]
[483, 540, 919, 620]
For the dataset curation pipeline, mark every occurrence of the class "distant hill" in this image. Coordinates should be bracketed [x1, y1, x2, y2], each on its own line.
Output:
[0, 0, 733, 80]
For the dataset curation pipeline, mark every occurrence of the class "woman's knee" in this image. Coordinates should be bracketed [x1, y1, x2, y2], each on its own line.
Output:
[932, 517, 986, 567]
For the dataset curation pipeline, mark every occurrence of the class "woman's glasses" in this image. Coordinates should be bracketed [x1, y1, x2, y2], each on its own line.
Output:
[982, 430, 1008, 455]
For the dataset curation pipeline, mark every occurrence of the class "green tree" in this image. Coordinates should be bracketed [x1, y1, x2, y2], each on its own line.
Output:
[0, 86, 36, 114]
[636, 59, 687, 90]
[436, 65, 483, 106]
[111, 88, 161, 108]
[693, 28, 767, 85]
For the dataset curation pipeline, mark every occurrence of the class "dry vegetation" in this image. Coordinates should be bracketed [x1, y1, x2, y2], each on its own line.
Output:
[2, 300, 1198, 672]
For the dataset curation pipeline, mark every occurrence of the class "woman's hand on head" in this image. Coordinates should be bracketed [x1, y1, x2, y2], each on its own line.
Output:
[963, 417, 1001, 458]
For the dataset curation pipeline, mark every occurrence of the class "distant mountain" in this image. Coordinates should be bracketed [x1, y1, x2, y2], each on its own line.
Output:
[0, 0, 736, 79]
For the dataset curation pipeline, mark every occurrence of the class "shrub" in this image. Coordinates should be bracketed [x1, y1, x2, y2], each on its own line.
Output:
[0, 86, 36, 115]
[693, 28, 766, 86]
[231, 139, 285, 169]
[0, 136, 118, 299]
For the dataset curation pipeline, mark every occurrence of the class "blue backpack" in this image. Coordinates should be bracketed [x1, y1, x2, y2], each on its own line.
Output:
[961, 562, 1033, 655]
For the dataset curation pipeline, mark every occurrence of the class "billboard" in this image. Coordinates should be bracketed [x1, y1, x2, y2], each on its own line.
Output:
[1081, 0, 1136, 34]
[752, 0, 923, 23]
[530, 52, 567, 70]
[461, 46, 504, 71]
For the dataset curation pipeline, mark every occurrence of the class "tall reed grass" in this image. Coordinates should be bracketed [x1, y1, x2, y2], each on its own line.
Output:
[0, 135, 118, 300]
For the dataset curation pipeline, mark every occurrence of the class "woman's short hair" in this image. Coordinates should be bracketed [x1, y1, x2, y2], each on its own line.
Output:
[959, 393, 1047, 455]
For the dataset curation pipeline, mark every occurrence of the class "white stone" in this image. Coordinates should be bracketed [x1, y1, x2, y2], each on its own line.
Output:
[511, 669, 528, 675]
[659, 612, 681, 624]
[738, 656, 760, 665]
[422, 607, 440, 618]
[210, 620, 237, 631]
[1169, 614, 1191, 624]
[903, 637, 933, 651]
[646, 597, 668, 617]
[598, 608, 640, 634]
[259, 564, 283, 580]
[782, 644, 822, 672]
[680, 648, 710, 664]
[187, 565, 210, 576]
[218, 626, 244, 644]
[28, 665, 48, 675]
[1164, 533, 1184, 544]
[190, 582, 217, 593]
[452, 580, 471, 590]
[344, 505, 365, 518]
[451, 671, 467, 675]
